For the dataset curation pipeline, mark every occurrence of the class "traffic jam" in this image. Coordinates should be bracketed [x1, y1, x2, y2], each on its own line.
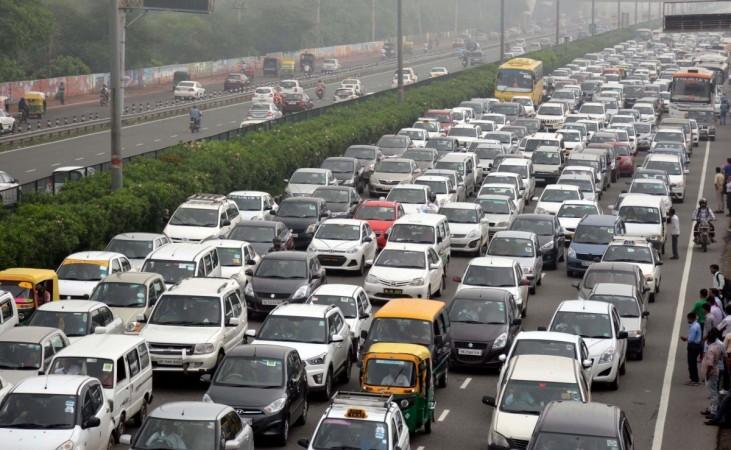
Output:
[0, 27, 726, 450]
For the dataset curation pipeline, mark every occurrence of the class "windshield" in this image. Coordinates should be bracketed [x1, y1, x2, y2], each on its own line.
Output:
[141, 259, 195, 285]
[439, 207, 478, 224]
[50, 357, 114, 388]
[483, 115, 506, 124]
[589, 294, 641, 317]
[645, 160, 681, 175]
[430, 138, 455, 151]
[217, 247, 244, 267]
[654, 131, 684, 143]
[671, 77, 712, 102]
[57, 262, 108, 281]
[498, 164, 527, 178]
[513, 339, 577, 358]
[376, 161, 411, 173]
[365, 359, 416, 387]
[526, 139, 559, 152]
[574, 225, 614, 244]
[377, 136, 408, 148]
[388, 224, 434, 244]
[321, 160, 354, 174]
[558, 204, 597, 218]
[258, 315, 327, 344]
[538, 105, 563, 116]
[229, 225, 274, 243]
[105, 239, 153, 259]
[449, 128, 477, 138]
[558, 131, 579, 142]
[399, 130, 425, 140]
[90, 282, 147, 307]
[0, 393, 77, 429]
[404, 150, 435, 162]
[133, 417, 217, 450]
[541, 189, 580, 202]
[313, 188, 349, 203]
[491, 103, 520, 115]
[552, 91, 574, 100]
[583, 270, 637, 290]
[278, 201, 318, 218]
[255, 258, 306, 279]
[28, 311, 89, 337]
[312, 419, 388, 450]
[590, 134, 616, 144]
[387, 188, 426, 204]
[255, 88, 272, 95]
[449, 298, 506, 324]
[500, 380, 582, 414]
[344, 146, 375, 160]
[315, 223, 360, 241]
[483, 133, 510, 144]
[149, 295, 221, 327]
[169, 207, 218, 227]
[368, 318, 431, 346]
[309, 295, 357, 318]
[0, 343, 42, 370]
[374, 249, 426, 269]
[229, 195, 261, 211]
[533, 151, 561, 164]
[290, 171, 326, 185]
[415, 179, 447, 194]
[475, 147, 503, 159]
[604, 244, 653, 264]
[496, 69, 534, 91]
[489, 237, 534, 257]
[435, 160, 464, 173]
[580, 104, 604, 114]
[551, 311, 612, 338]
[463, 265, 515, 287]
[511, 218, 553, 235]
[619, 205, 661, 224]
[480, 186, 515, 200]
[213, 356, 283, 388]
[355, 205, 394, 221]
[533, 433, 622, 450]
[477, 197, 510, 214]
[635, 105, 654, 115]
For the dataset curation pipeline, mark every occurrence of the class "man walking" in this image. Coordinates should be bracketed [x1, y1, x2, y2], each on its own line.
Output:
[715, 167, 726, 213]
[721, 98, 729, 125]
[701, 329, 724, 417]
[57, 81, 65, 106]
[711, 264, 726, 302]
[669, 208, 680, 259]
[681, 312, 703, 385]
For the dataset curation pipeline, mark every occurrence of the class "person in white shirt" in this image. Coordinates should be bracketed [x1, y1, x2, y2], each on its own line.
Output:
[717, 305, 731, 338]
[711, 264, 725, 292]
[669, 208, 680, 259]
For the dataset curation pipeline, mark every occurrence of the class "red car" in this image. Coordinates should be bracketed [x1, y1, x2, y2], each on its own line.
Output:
[281, 93, 314, 113]
[424, 109, 453, 134]
[353, 200, 406, 248]
[613, 142, 635, 176]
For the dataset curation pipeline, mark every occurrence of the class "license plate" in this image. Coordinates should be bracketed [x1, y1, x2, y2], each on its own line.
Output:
[242, 418, 253, 425]
[458, 348, 482, 356]
[262, 299, 283, 306]
[582, 260, 592, 267]
[383, 288, 402, 295]
[156, 358, 180, 366]
[291, 233, 299, 238]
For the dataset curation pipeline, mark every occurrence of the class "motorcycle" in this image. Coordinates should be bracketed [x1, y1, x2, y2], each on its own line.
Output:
[694, 220, 711, 252]
[190, 117, 201, 133]
[315, 86, 325, 100]
[99, 91, 109, 107]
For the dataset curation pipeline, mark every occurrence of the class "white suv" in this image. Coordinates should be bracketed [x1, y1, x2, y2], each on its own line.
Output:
[535, 102, 567, 131]
[164, 194, 241, 242]
[140, 278, 247, 374]
[248, 303, 352, 399]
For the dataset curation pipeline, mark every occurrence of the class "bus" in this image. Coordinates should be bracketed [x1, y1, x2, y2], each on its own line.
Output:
[669, 68, 716, 118]
[495, 58, 544, 105]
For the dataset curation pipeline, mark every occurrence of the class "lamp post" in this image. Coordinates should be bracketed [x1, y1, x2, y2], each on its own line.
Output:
[397, 0, 404, 102]
[500, 0, 505, 61]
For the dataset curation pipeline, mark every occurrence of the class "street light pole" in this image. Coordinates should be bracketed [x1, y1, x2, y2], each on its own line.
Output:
[396, 0, 404, 102]
[555, 0, 560, 46]
[499, 0, 505, 61]
[110, 0, 123, 191]
[371, 0, 376, 41]
[591, 0, 595, 35]
[617, 0, 621, 29]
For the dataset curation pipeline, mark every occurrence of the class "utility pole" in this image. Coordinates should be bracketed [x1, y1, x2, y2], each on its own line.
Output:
[635, 0, 638, 24]
[617, 0, 621, 29]
[110, 0, 123, 191]
[397, 0, 404, 102]
[500, 0, 505, 61]
[454, 0, 459, 33]
[555, 0, 560, 46]
[591, 0, 595, 35]
[371, 0, 376, 41]
[316, 0, 322, 46]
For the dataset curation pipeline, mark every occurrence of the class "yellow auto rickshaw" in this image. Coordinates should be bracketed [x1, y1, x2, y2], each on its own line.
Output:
[0, 268, 59, 323]
[280, 58, 296, 75]
[361, 343, 435, 434]
[24, 91, 47, 118]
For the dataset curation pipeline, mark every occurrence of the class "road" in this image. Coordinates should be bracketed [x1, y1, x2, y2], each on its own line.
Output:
[112, 124, 728, 450]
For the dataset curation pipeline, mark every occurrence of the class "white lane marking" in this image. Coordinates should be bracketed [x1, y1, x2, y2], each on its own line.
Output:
[417, 447, 425, 450]
[202, 127, 209, 131]
[136, 143, 144, 147]
[96, 152, 104, 156]
[25, 169, 36, 173]
[230, 120, 236, 124]
[651, 140, 711, 450]
[216, 123, 222, 127]
[154, 138, 161, 143]
[51, 163, 60, 167]
[437, 409, 450, 422]
[460, 377, 472, 389]
[74, 157, 84, 161]
[170, 134, 178, 138]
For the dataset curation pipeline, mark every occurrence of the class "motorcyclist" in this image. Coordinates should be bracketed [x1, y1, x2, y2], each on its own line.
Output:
[100, 84, 109, 103]
[692, 198, 716, 242]
[189, 106, 202, 130]
[316, 80, 326, 98]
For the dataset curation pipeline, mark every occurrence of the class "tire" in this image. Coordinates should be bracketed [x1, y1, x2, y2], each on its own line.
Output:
[276, 416, 289, 447]
[115, 413, 126, 443]
[107, 435, 115, 450]
[437, 368, 448, 388]
[608, 372, 619, 391]
[636, 340, 645, 361]
[359, 257, 366, 276]
[649, 292, 655, 303]
[296, 398, 308, 426]
[529, 285, 536, 295]
[427, 285, 432, 298]
[340, 353, 352, 383]
[424, 412, 433, 434]
[132, 400, 148, 427]
[619, 359, 626, 376]
[434, 275, 445, 298]
[320, 368, 334, 400]
[537, 273, 542, 286]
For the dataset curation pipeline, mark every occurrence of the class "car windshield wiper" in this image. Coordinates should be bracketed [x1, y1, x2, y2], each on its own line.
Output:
[2, 422, 56, 429]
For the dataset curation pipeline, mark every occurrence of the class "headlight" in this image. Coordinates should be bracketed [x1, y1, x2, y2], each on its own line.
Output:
[307, 353, 327, 366]
[568, 247, 576, 258]
[365, 274, 377, 283]
[292, 285, 310, 299]
[540, 240, 554, 250]
[493, 332, 508, 349]
[496, 221, 508, 227]
[263, 397, 288, 414]
[56, 441, 74, 450]
[194, 343, 216, 354]
[306, 224, 318, 234]
[202, 393, 213, 403]
[244, 282, 254, 296]
[347, 246, 360, 254]
[410, 277, 425, 286]
[343, 179, 355, 186]
[125, 321, 144, 334]
[599, 348, 615, 364]
[466, 229, 481, 238]
[488, 429, 509, 447]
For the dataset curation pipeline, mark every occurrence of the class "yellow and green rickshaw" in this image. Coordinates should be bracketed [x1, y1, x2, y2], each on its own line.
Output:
[0, 268, 60, 323]
[24, 91, 47, 118]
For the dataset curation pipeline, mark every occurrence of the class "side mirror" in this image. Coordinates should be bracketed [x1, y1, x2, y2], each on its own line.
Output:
[82, 416, 101, 429]
[38, 369, 45, 376]
[222, 219, 231, 227]
[272, 238, 282, 246]
[361, 311, 370, 319]
[246, 259, 256, 266]
[283, 178, 289, 184]
[225, 441, 240, 450]
[531, 196, 539, 202]
[482, 396, 497, 407]
[498, 354, 507, 362]
[119, 435, 132, 446]
[200, 374, 212, 383]
[429, 264, 440, 270]
[298, 439, 310, 449]
[536, 250, 543, 257]
[564, 239, 571, 248]
[684, 169, 689, 175]
[245, 269, 254, 277]
[452, 275, 462, 283]
[94, 325, 109, 335]
[245, 329, 257, 338]
[331, 334, 344, 343]
[135, 313, 147, 323]
[511, 318, 522, 326]
[363, 236, 373, 243]
[360, 329, 368, 339]
[582, 358, 594, 369]
[572, 282, 580, 289]
[226, 316, 240, 327]
[617, 330, 628, 339]
[656, 260, 663, 266]
[642, 311, 650, 317]
[537, 326, 547, 331]
[321, 210, 331, 218]
[430, 193, 437, 203]
[269, 209, 277, 216]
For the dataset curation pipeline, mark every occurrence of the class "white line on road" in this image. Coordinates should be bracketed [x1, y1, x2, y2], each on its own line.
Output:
[154, 138, 161, 143]
[230, 120, 236, 124]
[74, 157, 84, 161]
[437, 409, 450, 422]
[202, 127, 209, 131]
[651, 140, 711, 450]
[170, 134, 178, 139]
[136, 143, 144, 147]
[216, 123, 222, 127]
[25, 169, 36, 174]
[51, 163, 60, 167]
[460, 377, 472, 389]
[417, 446, 425, 450]
[96, 152, 104, 156]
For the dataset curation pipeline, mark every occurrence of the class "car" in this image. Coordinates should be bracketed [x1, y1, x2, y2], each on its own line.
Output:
[284, 168, 337, 198]
[248, 303, 353, 399]
[353, 200, 405, 249]
[557, 173, 599, 201]
[412, 119, 442, 139]
[533, 184, 582, 215]
[252, 86, 280, 104]
[642, 153, 686, 202]
[556, 199, 602, 239]
[510, 213, 566, 270]
[496, 157, 536, 200]
[0, 375, 115, 450]
[307, 284, 373, 356]
[536, 102, 568, 131]
[174, 80, 205, 99]
[550, 88, 581, 112]
[279, 79, 303, 95]
[439, 202, 490, 255]
[448, 287, 522, 369]
[385, 184, 438, 215]
[625, 179, 672, 214]
[448, 124, 482, 147]
[0, 110, 16, 134]
[28, 300, 123, 345]
[281, 93, 314, 113]
[484, 172, 526, 201]
[0, 170, 19, 206]
[562, 163, 603, 193]
[340, 78, 363, 96]
[333, 87, 358, 102]
[364, 243, 446, 302]
[369, 158, 420, 196]
[56, 251, 132, 300]
[321, 58, 341, 72]
[223, 73, 250, 91]
[403, 148, 440, 172]
[392, 72, 414, 87]
[512, 96, 536, 116]
[634, 121, 655, 150]
[376, 134, 411, 157]
[344, 145, 383, 181]
[0, 326, 70, 385]
[548, 300, 628, 390]
[474, 143, 507, 174]
[478, 183, 524, 213]
[566, 214, 626, 277]
[320, 157, 364, 191]
[308, 219, 377, 274]
[244, 251, 325, 314]
[312, 186, 362, 218]
[430, 66, 449, 77]
[454, 256, 530, 317]
[475, 195, 517, 237]
[244, 102, 283, 123]
[205, 239, 261, 294]
[483, 131, 517, 155]
[202, 345, 308, 445]
[89, 271, 166, 332]
[104, 233, 171, 270]
[164, 194, 241, 242]
[120, 401, 254, 450]
[531, 147, 565, 185]
[227, 190, 278, 221]
[226, 220, 294, 256]
[482, 113, 508, 130]
[588, 282, 649, 360]
[397, 127, 428, 148]
[578, 102, 608, 123]
[272, 197, 331, 249]
[140, 278, 246, 373]
[141, 243, 222, 287]
[482, 354, 590, 450]
[487, 230, 544, 294]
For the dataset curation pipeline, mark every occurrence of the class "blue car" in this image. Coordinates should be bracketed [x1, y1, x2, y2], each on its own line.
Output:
[566, 215, 626, 277]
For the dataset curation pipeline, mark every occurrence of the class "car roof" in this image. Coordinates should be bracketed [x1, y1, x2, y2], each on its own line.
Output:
[234, 220, 280, 228]
[313, 284, 360, 297]
[537, 401, 620, 436]
[453, 287, 512, 301]
[579, 214, 619, 226]
[205, 239, 250, 249]
[101, 271, 161, 284]
[111, 232, 166, 241]
[63, 251, 125, 262]
[167, 278, 238, 296]
[14, 375, 91, 395]
[261, 250, 308, 261]
[229, 344, 292, 359]
[0, 326, 60, 343]
[228, 190, 268, 197]
[501, 158, 530, 166]
[492, 230, 536, 240]
[515, 330, 581, 343]
[381, 243, 430, 253]
[360, 200, 399, 208]
[150, 401, 230, 420]
[508, 355, 579, 382]
[514, 213, 554, 222]
[557, 299, 613, 314]
[544, 184, 581, 191]
[394, 213, 446, 226]
[39, 300, 106, 312]
[54, 334, 146, 360]
[375, 298, 444, 321]
[321, 218, 364, 227]
[271, 303, 333, 318]
[585, 261, 640, 273]
[468, 256, 517, 267]
[590, 283, 637, 297]
[440, 202, 480, 210]
[147, 243, 215, 260]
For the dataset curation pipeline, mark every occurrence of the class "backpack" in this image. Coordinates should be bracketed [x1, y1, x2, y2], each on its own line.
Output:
[717, 272, 731, 301]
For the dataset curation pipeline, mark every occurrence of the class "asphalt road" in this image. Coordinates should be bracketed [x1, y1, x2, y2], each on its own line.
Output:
[111, 126, 728, 450]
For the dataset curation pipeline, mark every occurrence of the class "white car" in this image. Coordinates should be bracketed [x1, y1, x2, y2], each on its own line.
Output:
[633, 102, 657, 124]
[512, 96, 535, 117]
[279, 79, 303, 95]
[496, 158, 536, 200]
[481, 113, 507, 130]
[430, 66, 449, 77]
[643, 153, 685, 201]
[0, 170, 19, 206]
[174, 81, 205, 100]
[247, 303, 352, 399]
[333, 87, 358, 103]
[364, 243, 446, 302]
[556, 199, 602, 238]
[625, 179, 672, 215]
[535, 102, 567, 131]
[205, 239, 261, 294]
[578, 102, 608, 123]
[0, 375, 115, 450]
[140, 278, 247, 374]
[227, 190, 277, 220]
[414, 175, 456, 207]
[285, 168, 337, 197]
[244, 102, 282, 123]
[548, 300, 628, 389]
[475, 195, 518, 237]
[252, 86, 279, 103]
[392, 73, 414, 88]
[307, 219, 377, 273]
[28, 300, 124, 342]
[397, 127, 428, 147]
[164, 194, 241, 242]
[340, 78, 362, 96]
[533, 184, 582, 215]
[454, 256, 530, 316]
[322, 58, 341, 72]
[601, 236, 663, 300]
[439, 202, 490, 255]
[386, 184, 438, 215]
[57, 251, 132, 299]
[588, 282, 649, 360]
[0, 110, 15, 134]
[307, 284, 373, 355]
[478, 183, 524, 213]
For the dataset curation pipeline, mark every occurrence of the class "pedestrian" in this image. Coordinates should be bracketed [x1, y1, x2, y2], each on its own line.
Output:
[693, 289, 709, 335]
[701, 328, 725, 417]
[57, 81, 65, 106]
[721, 99, 729, 125]
[704, 303, 720, 338]
[715, 167, 726, 213]
[17, 97, 27, 123]
[711, 288, 726, 312]
[712, 264, 726, 300]
[705, 390, 731, 426]
[681, 311, 703, 384]
[709, 294, 725, 322]
[727, 175, 731, 217]
[724, 325, 731, 390]
[669, 208, 680, 259]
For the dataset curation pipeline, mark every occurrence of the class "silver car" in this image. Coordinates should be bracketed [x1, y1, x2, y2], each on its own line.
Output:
[369, 158, 419, 196]
[486, 230, 544, 294]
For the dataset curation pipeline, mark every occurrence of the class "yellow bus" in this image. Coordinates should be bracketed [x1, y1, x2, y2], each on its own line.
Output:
[495, 58, 544, 105]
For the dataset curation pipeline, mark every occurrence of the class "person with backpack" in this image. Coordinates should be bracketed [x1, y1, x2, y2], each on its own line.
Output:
[711, 264, 731, 301]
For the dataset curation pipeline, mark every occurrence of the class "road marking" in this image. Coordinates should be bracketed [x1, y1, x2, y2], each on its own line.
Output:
[51, 163, 60, 167]
[96, 152, 104, 156]
[202, 127, 209, 131]
[136, 143, 144, 147]
[417, 447, 425, 450]
[230, 120, 236, 124]
[651, 140, 710, 450]
[25, 169, 36, 174]
[74, 157, 84, 161]
[460, 377, 472, 389]
[154, 138, 161, 143]
[216, 123, 222, 127]
[170, 134, 178, 139]
[437, 409, 450, 422]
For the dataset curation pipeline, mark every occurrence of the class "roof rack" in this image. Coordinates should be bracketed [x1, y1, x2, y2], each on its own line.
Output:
[331, 391, 394, 409]
[187, 193, 228, 203]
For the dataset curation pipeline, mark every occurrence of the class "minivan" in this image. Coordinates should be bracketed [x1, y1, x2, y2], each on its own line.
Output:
[141, 243, 221, 287]
[567, 215, 626, 277]
[386, 213, 451, 266]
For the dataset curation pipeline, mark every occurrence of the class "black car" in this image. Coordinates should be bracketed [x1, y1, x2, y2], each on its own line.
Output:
[272, 197, 330, 249]
[281, 93, 314, 113]
[513, 118, 541, 135]
[312, 186, 361, 218]
[447, 288, 522, 369]
[203, 345, 308, 446]
[509, 214, 565, 269]
[376, 134, 410, 157]
[343, 145, 383, 182]
[226, 220, 293, 256]
[320, 157, 363, 192]
[244, 251, 326, 314]
[223, 73, 250, 91]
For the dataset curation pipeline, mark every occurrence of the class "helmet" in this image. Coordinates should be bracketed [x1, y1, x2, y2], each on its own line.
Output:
[699, 198, 707, 205]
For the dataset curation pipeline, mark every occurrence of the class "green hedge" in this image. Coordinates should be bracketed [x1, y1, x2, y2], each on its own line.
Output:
[0, 28, 637, 269]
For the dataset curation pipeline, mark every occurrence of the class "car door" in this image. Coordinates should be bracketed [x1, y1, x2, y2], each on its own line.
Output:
[309, 256, 325, 290]
[110, 258, 122, 275]
[357, 289, 373, 334]
[286, 351, 305, 419]
[621, 415, 634, 450]
[362, 223, 377, 264]
[119, 258, 132, 273]
[222, 294, 239, 351]
[427, 248, 443, 291]
[612, 308, 627, 360]
[331, 312, 349, 366]
[80, 383, 105, 449]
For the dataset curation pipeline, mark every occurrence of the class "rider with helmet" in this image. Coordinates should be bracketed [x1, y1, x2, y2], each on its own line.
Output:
[692, 198, 716, 241]
[189, 105, 202, 130]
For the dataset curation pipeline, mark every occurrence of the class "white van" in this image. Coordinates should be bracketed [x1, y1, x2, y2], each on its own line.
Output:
[436, 152, 477, 196]
[141, 243, 221, 287]
[0, 291, 19, 335]
[49, 334, 153, 440]
[386, 213, 451, 266]
[615, 194, 667, 253]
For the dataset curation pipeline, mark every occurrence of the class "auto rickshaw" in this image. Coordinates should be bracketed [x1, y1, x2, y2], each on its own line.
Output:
[0, 268, 59, 323]
[280, 57, 296, 75]
[24, 91, 47, 118]
[263, 57, 280, 76]
[360, 343, 435, 434]
[300, 52, 316, 73]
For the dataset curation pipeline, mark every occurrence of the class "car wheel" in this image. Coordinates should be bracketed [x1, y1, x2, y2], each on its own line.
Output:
[608, 372, 620, 391]
[296, 398, 308, 426]
[537, 273, 542, 286]
[107, 434, 115, 450]
[132, 400, 148, 427]
[636, 340, 645, 361]
[424, 412, 433, 434]
[435, 275, 445, 298]
[619, 359, 626, 376]
[321, 368, 334, 400]
[276, 416, 289, 446]
[529, 285, 536, 295]
[115, 413, 126, 442]
[427, 284, 432, 298]
[437, 369, 448, 388]
[649, 292, 655, 303]
[340, 353, 352, 383]
[359, 257, 366, 276]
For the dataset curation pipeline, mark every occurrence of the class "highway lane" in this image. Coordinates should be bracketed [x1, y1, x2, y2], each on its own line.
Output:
[112, 131, 726, 450]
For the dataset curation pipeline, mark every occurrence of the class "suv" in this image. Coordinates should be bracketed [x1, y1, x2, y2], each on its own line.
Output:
[140, 278, 247, 374]
[28, 300, 123, 343]
[567, 215, 626, 277]
[164, 194, 241, 242]
[536, 102, 568, 131]
[248, 303, 353, 399]
[223, 73, 250, 91]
